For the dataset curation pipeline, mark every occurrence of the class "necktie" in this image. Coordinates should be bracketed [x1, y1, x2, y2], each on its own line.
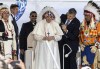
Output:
[66, 20, 70, 25]
[11, 14, 18, 37]
[13, 16, 16, 22]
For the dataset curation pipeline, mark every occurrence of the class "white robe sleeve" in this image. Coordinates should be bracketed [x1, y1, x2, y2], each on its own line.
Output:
[32, 20, 45, 41]
[53, 21, 63, 41]
[34, 34, 44, 41]
[54, 35, 62, 41]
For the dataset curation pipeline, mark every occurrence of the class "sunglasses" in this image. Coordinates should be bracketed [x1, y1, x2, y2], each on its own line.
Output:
[31, 15, 37, 17]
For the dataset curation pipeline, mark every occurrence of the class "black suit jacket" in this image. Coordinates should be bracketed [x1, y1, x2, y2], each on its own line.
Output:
[19, 21, 36, 50]
[59, 14, 80, 69]
[0, 20, 5, 33]
[59, 14, 80, 47]
[11, 14, 18, 38]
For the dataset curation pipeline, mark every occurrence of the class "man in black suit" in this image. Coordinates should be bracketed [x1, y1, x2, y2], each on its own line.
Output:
[10, 4, 19, 59]
[10, 4, 19, 39]
[58, 8, 80, 69]
[19, 11, 37, 62]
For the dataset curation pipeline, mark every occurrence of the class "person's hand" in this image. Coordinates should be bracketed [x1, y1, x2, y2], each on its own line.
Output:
[43, 36, 54, 41]
[2, 32, 8, 40]
[43, 36, 47, 40]
[47, 36, 55, 41]
[61, 24, 67, 32]
[20, 49, 24, 54]
[80, 44, 85, 51]
[16, 60, 25, 69]
[90, 46, 97, 53]
[5, 59, 13, 64]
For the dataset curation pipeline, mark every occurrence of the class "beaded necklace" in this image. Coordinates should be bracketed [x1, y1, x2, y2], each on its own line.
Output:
[81, 17, 97, 37]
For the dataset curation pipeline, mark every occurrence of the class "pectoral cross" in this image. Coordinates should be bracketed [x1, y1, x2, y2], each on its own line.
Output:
[47, 32, 50, 36]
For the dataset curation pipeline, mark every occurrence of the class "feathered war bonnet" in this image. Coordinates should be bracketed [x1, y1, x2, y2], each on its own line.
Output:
[0, 3, 3, 10]
[83, 1, 100, 29]
[98, 6, 100, 22]
[84, 1, 99, 21]
[37, 6, 60, 24]
[0, 4, 10, 14]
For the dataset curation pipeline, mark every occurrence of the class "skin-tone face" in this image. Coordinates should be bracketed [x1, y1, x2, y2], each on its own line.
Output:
[11, 7, 18, 15]
[43, 13, 48, 19]
[45, 15, 52, 23]
[61, 13, 76, 33]
[84, 14, 91, 22]
[2, 9, 9, 21]
[44, 12, 53, 23]
[29, 13, 37, 23]
[67, 13, 75, 20]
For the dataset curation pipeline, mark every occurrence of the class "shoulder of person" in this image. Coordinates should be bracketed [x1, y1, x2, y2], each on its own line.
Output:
[33, 20, 44, 28]
[37, 20, 45, 24]
[0, 20, 3, 24]
[22, 21, 30, 25]
[0, 20, 2, 22]
[73, 17, 80, 23]
[52, 21, 60, 26]
[60, 14, 66, 18]
[9, 15, 13, 21]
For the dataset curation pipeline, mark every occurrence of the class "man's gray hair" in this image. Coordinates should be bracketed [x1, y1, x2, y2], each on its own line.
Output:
[68, 8, 77, 15]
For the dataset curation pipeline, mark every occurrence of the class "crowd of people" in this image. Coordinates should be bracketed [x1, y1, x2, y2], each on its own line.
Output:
[0, 1, 100, 69]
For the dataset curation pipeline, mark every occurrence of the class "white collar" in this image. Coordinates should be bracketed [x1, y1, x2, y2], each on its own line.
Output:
[32, 22, 35, 25]
[11, 14, 15, 18]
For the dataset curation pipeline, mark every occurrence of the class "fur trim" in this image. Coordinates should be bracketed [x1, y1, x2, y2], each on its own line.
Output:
[84, 2, 99, 21]
[0, 4, 10, 13]
[0, 4, 9, 9]
[90, 17, 96, 29]
[37, 6, 61, 24]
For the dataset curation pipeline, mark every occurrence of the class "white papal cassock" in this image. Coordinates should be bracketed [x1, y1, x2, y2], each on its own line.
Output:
[32, 19, 63, 69]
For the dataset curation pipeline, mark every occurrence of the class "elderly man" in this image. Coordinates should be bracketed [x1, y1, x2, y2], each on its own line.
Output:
[32, 6, 63, 69]
[80, 1, 100, 69]
[58, 8, 80, 69]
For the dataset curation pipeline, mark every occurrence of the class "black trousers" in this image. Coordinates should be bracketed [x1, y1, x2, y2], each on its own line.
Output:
[20, 53, 25, 62]
[59, 43, 78, 69]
